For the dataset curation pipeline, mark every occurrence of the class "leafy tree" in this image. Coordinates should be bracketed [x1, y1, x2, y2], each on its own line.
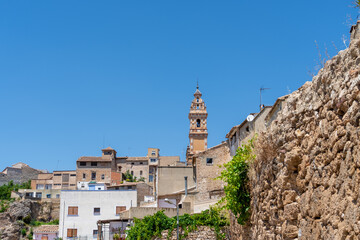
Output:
[217, 138, 256, 225]
[0, 180, 31, 200]
[122, 171, 137, 182]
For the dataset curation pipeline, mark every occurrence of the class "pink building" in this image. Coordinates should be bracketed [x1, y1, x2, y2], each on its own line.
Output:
[34, 225, 58, 240]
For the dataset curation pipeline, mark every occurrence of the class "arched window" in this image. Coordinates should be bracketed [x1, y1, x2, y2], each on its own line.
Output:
[140, 171, 143, 176]
[196, 119, 201, 127]
[197, 105, 199, 109]
[197, 98, 199, 102]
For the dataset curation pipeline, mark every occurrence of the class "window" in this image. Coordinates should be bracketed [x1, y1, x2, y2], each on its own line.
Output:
[82, 173, 86, 179]
[116, 206, 126, 215]
[131, 162, 134, 165]
[104, 151, 111, 155]
[36, 192, 42, 198]
[127, 186, 132, 190]
[46, 194, 51, 198]
[91, 162, 98, 167]
[94, 207, 100, 215]
[45, 184, 52, 189]
[93, 230, 98, 238]
[131, 171, 134, 175]
[79, 162, 86, 166]
[67, 229, 77, 238]
[68, 206, 78, 216]
[54, 184, 61, 186]
[197, 104, 199, 109]
[70, 184, 76, 186]
[151, 150, 156, 156]
[118, 166, 122, 171]
[101, 174, 105, 180]
[36, 184, 44, 190]
[196, 119, 201, 127]
[246, 126, 250, 132]
[70, 174, 76, 177]
[150, 158, 157, 163]
[206, 158, 213, 165]
[54, 173, 62, 176]
[140, 170, 143, 176]
[56, 194, 60, 199]
[41, 234, 48, 240]
[91, 172, 96, 180]
[197, 98, 199, 102]
[140, 162, 143, 165]
[149, 175, 154, 182]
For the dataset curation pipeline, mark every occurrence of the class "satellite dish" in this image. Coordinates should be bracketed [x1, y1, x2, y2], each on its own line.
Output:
[246, 115, 255, 122]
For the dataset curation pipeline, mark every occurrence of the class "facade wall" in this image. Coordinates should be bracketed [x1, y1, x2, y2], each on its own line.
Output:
[59, 190, 137, 239]
[76, 164, 112, 185]
[194, 143, 231, 202]
[157, 167, 195, 195]
[34, 233, 58, 240]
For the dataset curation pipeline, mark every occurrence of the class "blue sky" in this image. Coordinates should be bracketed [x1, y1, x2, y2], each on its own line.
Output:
[0, 1, 358, 171]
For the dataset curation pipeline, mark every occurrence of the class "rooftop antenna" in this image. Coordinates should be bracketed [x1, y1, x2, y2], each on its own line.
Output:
[260, 87, 270, 111]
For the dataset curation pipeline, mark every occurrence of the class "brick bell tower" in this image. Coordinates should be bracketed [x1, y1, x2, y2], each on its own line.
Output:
[186, 83, 208, 164]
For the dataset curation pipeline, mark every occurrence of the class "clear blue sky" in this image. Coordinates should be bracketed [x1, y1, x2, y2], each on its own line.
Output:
[0, 1, 358, 171]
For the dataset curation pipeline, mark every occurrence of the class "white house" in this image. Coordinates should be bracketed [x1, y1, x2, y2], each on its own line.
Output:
[59, 190, 137, 239]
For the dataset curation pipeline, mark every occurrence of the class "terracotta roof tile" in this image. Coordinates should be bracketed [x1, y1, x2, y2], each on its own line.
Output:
[34, 225, 59, 233]
[77, 156, 111, 162]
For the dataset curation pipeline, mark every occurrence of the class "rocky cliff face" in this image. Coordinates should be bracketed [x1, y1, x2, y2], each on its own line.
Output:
[0, 200, 55, 240]
[232, 21, 360, 240]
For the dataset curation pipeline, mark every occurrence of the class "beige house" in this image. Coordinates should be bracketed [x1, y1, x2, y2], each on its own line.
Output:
[264, 94, 289, 127]
[226, 106, 272, 157]
[31, 170, 77, 190]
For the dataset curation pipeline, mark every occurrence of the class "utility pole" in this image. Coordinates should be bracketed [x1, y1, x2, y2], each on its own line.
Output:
[260, 87, 270, 111]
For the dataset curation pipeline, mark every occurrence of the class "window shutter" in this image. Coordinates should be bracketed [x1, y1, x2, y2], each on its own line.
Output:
[67, 229, 72, 237]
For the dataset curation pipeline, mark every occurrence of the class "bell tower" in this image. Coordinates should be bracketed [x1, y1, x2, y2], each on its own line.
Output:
[186, 84, 208, 163]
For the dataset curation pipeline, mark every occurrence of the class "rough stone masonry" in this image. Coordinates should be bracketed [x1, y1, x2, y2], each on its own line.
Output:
[232, 20, 360, 239]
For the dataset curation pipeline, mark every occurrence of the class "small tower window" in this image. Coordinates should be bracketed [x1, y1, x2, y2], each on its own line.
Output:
[197, 105, 199, 109]
[196, 119, 201, 127]
[197, 98, 199, 102]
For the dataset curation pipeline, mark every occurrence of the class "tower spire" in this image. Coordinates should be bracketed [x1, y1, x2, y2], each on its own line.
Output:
[197, 80, 199, 90]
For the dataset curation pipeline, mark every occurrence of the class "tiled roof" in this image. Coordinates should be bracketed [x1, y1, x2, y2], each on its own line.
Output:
[102, 147, 115, 151]
[127, 157, 148, 161]
[77, 156, 111, 162]
[34, 225, 59, 233]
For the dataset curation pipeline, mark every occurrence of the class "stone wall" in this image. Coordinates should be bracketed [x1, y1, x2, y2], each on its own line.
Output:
[0, 165, 41, 186]
[155, 226, 229, 240]
[231, 21, 360, 239]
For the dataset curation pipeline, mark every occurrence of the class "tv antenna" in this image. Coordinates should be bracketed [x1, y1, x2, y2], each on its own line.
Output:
[259, 87, 270, 111]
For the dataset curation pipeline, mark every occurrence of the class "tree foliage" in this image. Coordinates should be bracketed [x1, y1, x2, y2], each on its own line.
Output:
[0, 180, 31, 200]
[217, 138, 256, 225]
[126, 207, 228, 240]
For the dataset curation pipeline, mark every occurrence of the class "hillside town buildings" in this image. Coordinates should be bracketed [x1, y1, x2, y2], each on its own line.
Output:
[5, 83, 292, 240]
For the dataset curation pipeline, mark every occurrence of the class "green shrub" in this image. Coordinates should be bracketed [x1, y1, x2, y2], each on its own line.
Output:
[217, 138, 256, 225]
[126, 207, 228, 240]
[21, 228, 27, 237]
